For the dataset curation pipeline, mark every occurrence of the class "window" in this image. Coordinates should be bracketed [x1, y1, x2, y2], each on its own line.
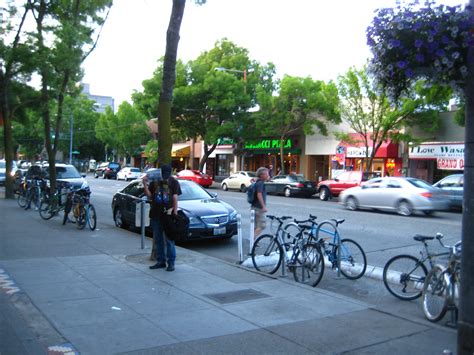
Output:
[123, 182, 144, 197]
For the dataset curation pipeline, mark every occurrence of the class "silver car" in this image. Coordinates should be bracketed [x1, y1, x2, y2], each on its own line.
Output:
[432, 174, 463, 210]
[339, 177, 449, 216]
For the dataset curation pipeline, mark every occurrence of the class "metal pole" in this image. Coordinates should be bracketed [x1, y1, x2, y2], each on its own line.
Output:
[237, 214, 243, 263]
[249, 209, 255, 254]
[140, 201, 145, 249]
[336, 230, 341, 278]
[69, 113, 73, 164]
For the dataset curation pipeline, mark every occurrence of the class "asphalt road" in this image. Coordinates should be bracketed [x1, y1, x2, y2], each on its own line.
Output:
[86, 175, 462, 269]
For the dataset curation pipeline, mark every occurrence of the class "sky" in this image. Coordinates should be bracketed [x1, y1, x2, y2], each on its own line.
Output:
[81, 0, 465, 108]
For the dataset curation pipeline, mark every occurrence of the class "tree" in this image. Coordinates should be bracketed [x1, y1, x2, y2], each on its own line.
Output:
[95, 106, 119, 160]
[30, 0, 111, 195]
[337, 66, 451, 172]
[256, 75, 340, 174]
[134, 39, 276, 171]
[1, 3, 35, 198]
[367, 2, 474, 352]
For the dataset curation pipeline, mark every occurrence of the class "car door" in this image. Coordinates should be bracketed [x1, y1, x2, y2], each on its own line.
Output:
[356, 178, 384, 207]
[331, 171, 352, 195]
[266, 175, 287, 194]
[227, 174, 239, 189]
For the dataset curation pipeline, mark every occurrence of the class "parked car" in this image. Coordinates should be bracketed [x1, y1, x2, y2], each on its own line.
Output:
[221, 171, 256, 192]
[176, 169, 213, 188]
[94, 162, 121, 179]
[0, 159, 18, 185]
[317, 170, 380, 201]
[265, 174, 317, 198]
[339, 177, 449, 216]
[111, 179, 238, 240]
[42, 163, 88, 189]
[117, 167, 141, 181]
[433, 174, 463, 210]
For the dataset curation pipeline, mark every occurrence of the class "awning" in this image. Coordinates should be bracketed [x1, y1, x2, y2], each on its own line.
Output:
[172, 144, 190, 157]
[338, 133, 399, 158]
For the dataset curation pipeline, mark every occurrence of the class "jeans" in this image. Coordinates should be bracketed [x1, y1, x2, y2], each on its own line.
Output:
[150, 219, 176, 266]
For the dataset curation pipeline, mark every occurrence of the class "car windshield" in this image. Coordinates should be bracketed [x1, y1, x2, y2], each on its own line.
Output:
[247, 172, 256, 177]
[179, 181, 212, 201]
[289, 174, 306, 182]
[130, 168, 140, 172]
[406, 177, 432, 189]
[56, 166, 81, 179]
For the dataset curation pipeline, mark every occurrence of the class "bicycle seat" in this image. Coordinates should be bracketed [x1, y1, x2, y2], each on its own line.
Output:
[413, 235, 434, 242]
[331, 218, 345, 226]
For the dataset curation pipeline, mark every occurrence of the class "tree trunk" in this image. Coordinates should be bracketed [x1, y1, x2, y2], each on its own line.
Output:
[157, 0, 186, 167]
[199, 142, 217, 172]
[0, 71, 15, 199]
[152, 0, 186, 260]
[458, 2, 474, 351]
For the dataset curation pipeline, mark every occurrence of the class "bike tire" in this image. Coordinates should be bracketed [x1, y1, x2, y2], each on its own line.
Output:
[337, 238, 367, 279]
[251, 234, 283, 274]
[87, 204, 97, 231]
[283, 223, 302, 243]
[39, 199, 55, 220]
[292, 242, 325, 287]
[422, 265, 449, 322]
[76, 206, 87, 230]
[383, 254, 428, 301]
[17, 190, 28, 208]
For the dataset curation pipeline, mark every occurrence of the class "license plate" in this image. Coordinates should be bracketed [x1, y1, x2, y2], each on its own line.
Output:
[213, 227, 226, 235]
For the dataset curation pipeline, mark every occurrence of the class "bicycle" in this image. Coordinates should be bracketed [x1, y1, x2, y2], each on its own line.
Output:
[24, 177, 46, 210]
[16, 177, 29, 208]
[422, 240, 462, 322]
[39, 183, 71, 220]
[72, 185, 97, 231]
[383, 233, 450, 301]
[287, 216, 367, 287]
[251, 215, 324, 286]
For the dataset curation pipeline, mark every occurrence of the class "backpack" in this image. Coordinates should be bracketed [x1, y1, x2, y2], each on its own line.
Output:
[247, 182, 257, 204]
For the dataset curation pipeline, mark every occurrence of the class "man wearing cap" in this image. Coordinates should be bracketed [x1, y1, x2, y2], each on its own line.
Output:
[143, 164, 181, 271]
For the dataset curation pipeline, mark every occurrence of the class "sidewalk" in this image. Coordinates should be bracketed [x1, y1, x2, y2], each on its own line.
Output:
[0, 195, 457, 354]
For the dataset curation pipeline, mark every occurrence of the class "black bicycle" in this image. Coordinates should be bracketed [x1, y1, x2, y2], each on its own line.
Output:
[383, 233, 450, 301]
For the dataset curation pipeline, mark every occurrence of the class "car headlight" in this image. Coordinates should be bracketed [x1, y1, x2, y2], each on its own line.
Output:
[188, 215, 205, 228]
[229, 211, 238, 222]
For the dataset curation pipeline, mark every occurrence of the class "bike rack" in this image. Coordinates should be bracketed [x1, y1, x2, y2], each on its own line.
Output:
[314, 220, 341, 278]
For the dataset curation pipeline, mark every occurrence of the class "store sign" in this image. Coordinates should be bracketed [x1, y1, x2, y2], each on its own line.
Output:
[437, 158, 464, 170]
[346, 146, 373, 158]
[245, 138, 293, 150]
[409, 143, 464, 159]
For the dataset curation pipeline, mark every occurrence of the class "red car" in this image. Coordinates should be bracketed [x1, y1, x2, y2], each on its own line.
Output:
[176, 169, 213, 188]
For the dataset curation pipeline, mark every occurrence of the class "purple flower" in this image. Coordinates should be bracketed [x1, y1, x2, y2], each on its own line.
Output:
[436, 49, 446, 57]
[416, 53, 425, 62]
[397, 61, 408, 69]
[405, 68, 414, 78]
[389, 39, 401, 48]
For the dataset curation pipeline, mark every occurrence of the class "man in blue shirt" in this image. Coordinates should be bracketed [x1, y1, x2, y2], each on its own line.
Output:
[251, 167, 269, 238]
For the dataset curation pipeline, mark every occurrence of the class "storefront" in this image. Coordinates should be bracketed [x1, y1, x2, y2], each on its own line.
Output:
[206, 139, 235, 181]
[243, 137, 302, 174]
[334, 134, 401, 177]
[171, 143, 191, 172]
[408, 142, 464, 183]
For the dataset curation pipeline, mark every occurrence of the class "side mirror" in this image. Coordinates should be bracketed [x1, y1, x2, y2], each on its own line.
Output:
[81, 173, 86, 178]
[210, 192, 218, 198]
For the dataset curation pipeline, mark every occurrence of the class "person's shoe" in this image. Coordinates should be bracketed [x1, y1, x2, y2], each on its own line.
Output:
[166, 265, 175, 272]
[149, 263, 166, 270]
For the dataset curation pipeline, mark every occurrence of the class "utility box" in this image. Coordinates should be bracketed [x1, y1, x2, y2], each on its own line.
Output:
[135, 200, 150, 227]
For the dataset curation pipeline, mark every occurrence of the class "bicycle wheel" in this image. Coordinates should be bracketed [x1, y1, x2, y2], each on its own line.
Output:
[292, 242, 325, 287]
[422, 265, 449, 322]
[17, 188, 28, 208]
[39, 198, 55, 220]
[337, 238, 367, 279]
[75, 205, 87, 230]
[87, 204, 97, 231]
[383, 254, 428, 301]
[251, 234, 283, 274]
[32, 186, 41, 210]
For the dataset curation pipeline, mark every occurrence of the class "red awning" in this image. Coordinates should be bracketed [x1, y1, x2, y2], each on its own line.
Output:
[338, 133, 399, 158]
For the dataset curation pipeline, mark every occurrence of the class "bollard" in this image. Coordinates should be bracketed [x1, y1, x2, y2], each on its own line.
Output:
[237, 214, 243, 263]
[249, 209, 255, 254]
[140, 201, 145, 249]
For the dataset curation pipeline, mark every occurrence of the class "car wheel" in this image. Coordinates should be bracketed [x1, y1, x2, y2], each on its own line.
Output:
[319, 187, 330, 201]
[240, 184, 247, 192]
[222, 183, 228, 191]
[114, 208, 128, 229]
[284, 187, 291, 197]
[397, 200, 413, 216]
[94, 174, 98, 179]
[346, 196, 358, 211]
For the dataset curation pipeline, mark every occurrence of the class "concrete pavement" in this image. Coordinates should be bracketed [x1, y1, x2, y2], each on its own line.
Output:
[0, 193, 458, 354]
